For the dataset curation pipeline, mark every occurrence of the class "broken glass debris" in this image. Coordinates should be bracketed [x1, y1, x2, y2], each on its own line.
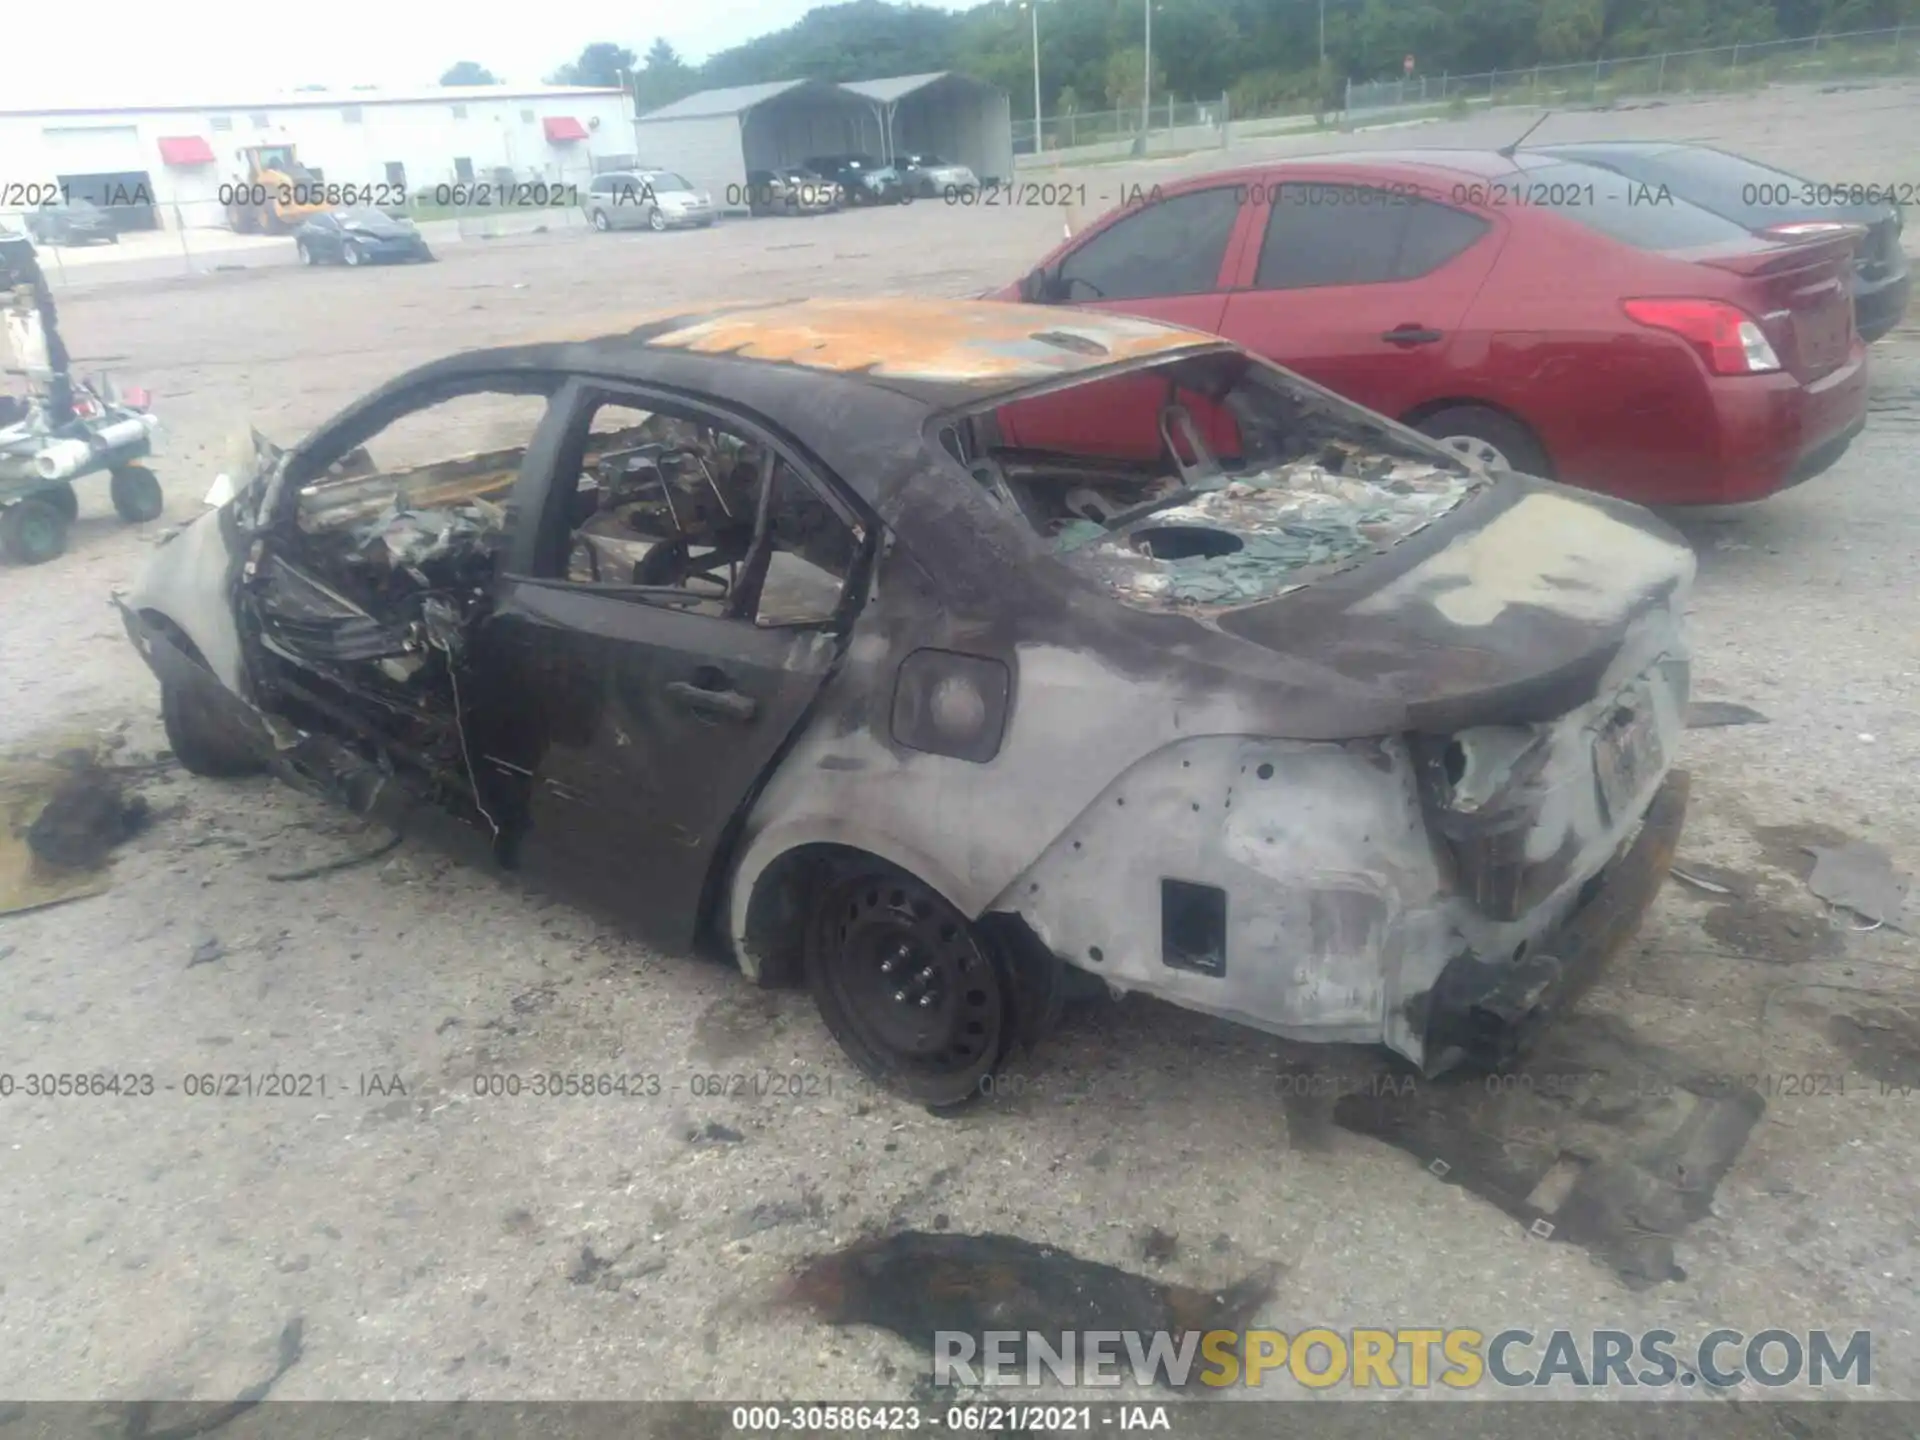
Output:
[1063, 456, 1476, 610]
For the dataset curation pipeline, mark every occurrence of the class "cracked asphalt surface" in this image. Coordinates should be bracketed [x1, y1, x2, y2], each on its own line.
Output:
[1, 80, 1917, 1406]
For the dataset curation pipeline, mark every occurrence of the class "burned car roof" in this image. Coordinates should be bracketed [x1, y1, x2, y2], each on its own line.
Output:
[308, 299, 1233, 518]
[635, 299, 1208, 385]
[520, 298, 1225, 396]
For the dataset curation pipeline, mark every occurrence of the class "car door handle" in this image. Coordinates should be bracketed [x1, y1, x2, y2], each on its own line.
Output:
[1382, 325, 1444, 346]
[665, 680, 757, 722]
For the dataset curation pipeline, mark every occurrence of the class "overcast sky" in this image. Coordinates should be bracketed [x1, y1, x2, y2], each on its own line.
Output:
[10, 0, 939, 108]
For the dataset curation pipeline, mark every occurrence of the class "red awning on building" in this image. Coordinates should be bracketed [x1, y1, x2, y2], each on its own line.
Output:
[157, 135, 217, 165]
[543, 116, 589, 143]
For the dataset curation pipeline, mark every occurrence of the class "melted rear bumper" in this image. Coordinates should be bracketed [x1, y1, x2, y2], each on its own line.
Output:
[1418, 768, 1689, 1073]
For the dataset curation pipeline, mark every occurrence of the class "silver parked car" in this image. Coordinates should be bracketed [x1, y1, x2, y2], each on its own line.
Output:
[583, 170, 716, 233]
[896, 152, 980, 199]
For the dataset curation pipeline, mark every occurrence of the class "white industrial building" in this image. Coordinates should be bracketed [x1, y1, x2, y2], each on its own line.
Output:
[633, 72, 1013, 205]
[0, 86, 635, 232]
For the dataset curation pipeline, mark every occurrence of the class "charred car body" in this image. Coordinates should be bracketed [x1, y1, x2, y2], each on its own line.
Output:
[120, 299, 1694, 1106]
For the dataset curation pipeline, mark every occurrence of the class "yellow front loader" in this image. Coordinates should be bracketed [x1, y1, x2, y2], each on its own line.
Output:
[225, 144, 331, 234]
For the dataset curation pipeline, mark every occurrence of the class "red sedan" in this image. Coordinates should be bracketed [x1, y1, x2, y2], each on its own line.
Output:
[989, 149, 1868, 505]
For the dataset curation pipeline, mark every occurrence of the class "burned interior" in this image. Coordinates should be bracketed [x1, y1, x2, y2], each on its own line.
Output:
[941, 347, 1484, 612]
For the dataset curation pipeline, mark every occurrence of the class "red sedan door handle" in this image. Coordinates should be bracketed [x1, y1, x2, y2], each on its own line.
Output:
[1383, 324, 1444, 346]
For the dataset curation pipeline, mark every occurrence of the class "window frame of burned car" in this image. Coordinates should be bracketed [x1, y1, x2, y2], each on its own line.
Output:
[514, 377, 875, 635]
[266, 368, 571, 529]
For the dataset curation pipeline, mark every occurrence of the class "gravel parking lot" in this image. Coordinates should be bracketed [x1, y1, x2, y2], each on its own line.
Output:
[2, 79, 1917, 1408]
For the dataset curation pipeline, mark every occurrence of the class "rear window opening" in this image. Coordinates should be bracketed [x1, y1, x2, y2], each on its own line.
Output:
[942, 350, 1484, 613]
[1505, 158, 1759, 252]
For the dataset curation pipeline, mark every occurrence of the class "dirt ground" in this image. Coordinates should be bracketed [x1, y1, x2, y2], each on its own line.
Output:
[2, 80, 1918, 1406]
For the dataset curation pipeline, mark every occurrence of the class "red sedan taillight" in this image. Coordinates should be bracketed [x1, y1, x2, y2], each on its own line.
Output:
[1622, 298, 1782, 376]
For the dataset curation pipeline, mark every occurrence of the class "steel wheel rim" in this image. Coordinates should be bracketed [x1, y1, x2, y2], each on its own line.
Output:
[344, 244, 362, 266]
[1437, 434, 1509, 470]
[826, 882, 1001, 1076]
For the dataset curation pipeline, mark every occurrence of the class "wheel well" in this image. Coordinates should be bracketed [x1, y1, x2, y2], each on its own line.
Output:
[139, 608, 210, 668]
[740, 843, 943, 989]
[739, 842, 1069, 1051]
[1398, 397, 1554, 477]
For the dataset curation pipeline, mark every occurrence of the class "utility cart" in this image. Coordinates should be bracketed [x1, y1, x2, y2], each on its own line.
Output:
[1, 231, 163, 565]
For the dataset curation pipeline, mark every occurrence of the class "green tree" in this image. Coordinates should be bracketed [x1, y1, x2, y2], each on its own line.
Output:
[1537, 0, 1606, 59]
[1104, 45, 1167, 109]
[601, 0, 1900, 127]
[549, 42, 639, 87]
[439, 61, 500, 85]
[635, 38, 700, 110]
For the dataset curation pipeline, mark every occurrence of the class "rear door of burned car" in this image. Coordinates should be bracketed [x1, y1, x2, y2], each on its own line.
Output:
[473, 378, 876, 945]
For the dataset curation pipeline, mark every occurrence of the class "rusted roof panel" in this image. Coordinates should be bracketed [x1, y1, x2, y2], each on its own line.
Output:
[633, 298, 1213, 384]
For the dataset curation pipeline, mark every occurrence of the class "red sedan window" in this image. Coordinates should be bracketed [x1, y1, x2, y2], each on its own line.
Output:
[1054, 186, 1241, 301]
[1252, 184, 1490, 290]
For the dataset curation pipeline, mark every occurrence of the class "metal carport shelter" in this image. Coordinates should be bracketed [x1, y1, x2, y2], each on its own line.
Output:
[841, 72, 1014, 185]
[632, 72, 1012, 210]
[630, 80, 880, 208]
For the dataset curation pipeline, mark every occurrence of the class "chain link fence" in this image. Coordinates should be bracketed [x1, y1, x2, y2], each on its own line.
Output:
[1015, 97, 1233, 164]
[1345, 25, 1918, 117]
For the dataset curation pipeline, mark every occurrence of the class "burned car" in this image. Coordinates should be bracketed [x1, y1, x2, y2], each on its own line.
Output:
[119, 299, 1693, 1107]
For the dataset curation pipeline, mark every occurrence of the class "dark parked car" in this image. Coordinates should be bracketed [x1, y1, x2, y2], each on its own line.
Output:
[1532, 141, 1910, 343]
[745, 168, 838, 216]
[24, 196, 116, 246]
[806, 155, 906, 206]
[294, 207, 434, 266]
[992, 150, 1868, 506]
[120, 298, 1692, 1106]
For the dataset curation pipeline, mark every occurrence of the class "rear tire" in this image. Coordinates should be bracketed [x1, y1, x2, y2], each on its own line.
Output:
[0, 499, 68, 565]
[38, 482, 79, 524]
[296, 239, 316, 265]
[110, 464, 164, 523]
[1413, 405, 1551, 478]
[591, 208, 612, 232]
[805, 864, 1016, 1109]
